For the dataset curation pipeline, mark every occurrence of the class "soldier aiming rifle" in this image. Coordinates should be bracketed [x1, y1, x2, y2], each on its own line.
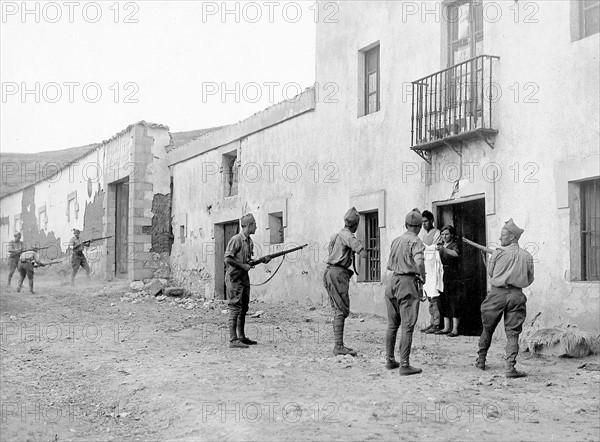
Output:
[69, 229, 113, 286]
[15, 250, 58, 294]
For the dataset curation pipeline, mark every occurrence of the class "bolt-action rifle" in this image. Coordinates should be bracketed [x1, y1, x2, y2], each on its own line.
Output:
[20, 246, 51, 253]
[35, 260, 62, 268]
[462, 237, 494, 254]
[83, 235, 113, 246]
[248, 244, 308, 266]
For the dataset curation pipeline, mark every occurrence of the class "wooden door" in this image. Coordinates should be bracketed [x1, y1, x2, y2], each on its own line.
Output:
[115, 179, 129, 277]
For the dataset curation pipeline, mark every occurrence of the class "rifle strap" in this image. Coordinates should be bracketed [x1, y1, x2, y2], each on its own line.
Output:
[250, 256, 286, 287]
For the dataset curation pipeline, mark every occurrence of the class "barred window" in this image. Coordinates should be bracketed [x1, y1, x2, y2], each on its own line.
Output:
[582, 0, 600, 38]
[364, 211, 380, 282]
[581, 179, 600, 281]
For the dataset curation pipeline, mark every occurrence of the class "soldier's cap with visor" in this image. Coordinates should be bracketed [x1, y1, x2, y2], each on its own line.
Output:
[503, 218, 524, 240]
[72, 228, 81, 234]
[240, 213, 255, 227]
[405, 209, 423, 227]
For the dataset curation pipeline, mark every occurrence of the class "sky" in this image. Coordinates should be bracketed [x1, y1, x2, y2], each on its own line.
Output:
[0, 1, 317, 153]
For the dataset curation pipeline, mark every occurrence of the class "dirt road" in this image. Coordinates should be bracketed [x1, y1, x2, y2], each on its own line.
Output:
[1, 273, 599, 441]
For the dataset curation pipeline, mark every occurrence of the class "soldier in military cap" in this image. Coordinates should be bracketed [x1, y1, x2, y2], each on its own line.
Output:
[385, 209, 427, 375]
[224, 213, 270, 349]
[476, 218, 534, 378]
[7, 232, 23, 287]
[69, 229, 91, 286]
[323, 207, 367, 356]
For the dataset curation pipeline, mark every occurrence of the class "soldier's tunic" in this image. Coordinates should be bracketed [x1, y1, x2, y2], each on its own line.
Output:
[385, 231, 425, 364]
[7, 239, 23, 284]
[478, 242, 534, 369]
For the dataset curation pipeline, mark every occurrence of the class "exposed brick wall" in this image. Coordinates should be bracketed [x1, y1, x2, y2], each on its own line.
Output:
[83, 190, 105, 239]
[147, 193, 173, 254]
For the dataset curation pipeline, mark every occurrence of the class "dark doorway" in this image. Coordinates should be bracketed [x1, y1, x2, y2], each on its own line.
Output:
[436, 197, 486, 336]
[115, 179, 129, 277]
[214, 220, 240, 300]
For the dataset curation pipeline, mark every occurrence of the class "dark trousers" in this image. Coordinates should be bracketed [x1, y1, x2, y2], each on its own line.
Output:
[385, 275, 420, 365]
[8, 256, 19, 284]
[227, 280, 250, 342]
[71, 254, 90, 283]
[478, 286, 527, 369]
[17, 260, 34, 292]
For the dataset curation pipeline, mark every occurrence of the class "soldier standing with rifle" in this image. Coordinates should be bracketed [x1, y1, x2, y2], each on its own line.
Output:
[224, 213, 271, 349]
[471, 219, 534, 378]
[7, 232, 23, 287]
[323, 207, 367, 357]
[385, 209, 427, 375]
[69, 229, 91, 286]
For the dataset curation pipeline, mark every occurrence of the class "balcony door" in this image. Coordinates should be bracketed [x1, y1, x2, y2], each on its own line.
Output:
[446, 1, 484, 131]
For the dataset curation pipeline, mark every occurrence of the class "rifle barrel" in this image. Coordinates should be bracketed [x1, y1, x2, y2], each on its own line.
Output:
[249, 244, 308, 266]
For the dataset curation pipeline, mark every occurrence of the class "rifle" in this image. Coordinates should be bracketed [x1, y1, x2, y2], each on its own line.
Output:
[248, 244, 308, 266]
[21, 246, 50, 253]
[83, 235, 113, 246]
[36, 260, 62, 268]
[462, 237, 494, 254]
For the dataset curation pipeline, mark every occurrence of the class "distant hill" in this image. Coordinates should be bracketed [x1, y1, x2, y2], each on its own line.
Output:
[0, 144, 100, 198]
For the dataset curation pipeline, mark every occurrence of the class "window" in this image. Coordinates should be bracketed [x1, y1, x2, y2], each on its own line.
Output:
[222, 151, 238, 197]
[364, 45, 380, 115]
[268, 212, 284, 244]
[361, 211, 380, 282]
[582, 0, 600, 38]
[66, 191, 79, 221]
[179, 225, 186, 244]
[581, 179, 599, 281]
[38, 206, 48, 230]
[447, 1, 483, 66]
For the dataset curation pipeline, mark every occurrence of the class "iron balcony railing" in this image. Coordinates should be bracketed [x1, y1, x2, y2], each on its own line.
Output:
[411, 55, 500, 150]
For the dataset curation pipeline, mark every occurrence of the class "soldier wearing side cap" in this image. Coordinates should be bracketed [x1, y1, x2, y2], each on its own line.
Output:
[385, 209, 427, 375]
[476, 218, 534, 378]
[7, 232, 24, 287]
[69, 229, 91, 286]
[323, 207, 367, 356]
[224, 213, 270, 349]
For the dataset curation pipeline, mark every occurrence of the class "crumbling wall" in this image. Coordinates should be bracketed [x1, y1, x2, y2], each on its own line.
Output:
[82, 190, 105, 239]
[145, 193, 173, 254]
[20, 186, 62, 260]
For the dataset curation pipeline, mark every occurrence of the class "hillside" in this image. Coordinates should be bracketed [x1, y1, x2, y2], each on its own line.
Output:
[0, 144, 100, 198]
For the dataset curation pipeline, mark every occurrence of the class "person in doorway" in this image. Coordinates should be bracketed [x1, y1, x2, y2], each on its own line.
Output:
[69, 229, 91, 286]
[7, 232, 24, 287]
[476, 218, 534, 378]
[323, 207, 367, 356]
[224, 213, 270, 349]
[435, 226, 462, 337]
[385, 209, 426, 375]
[16, 249, 46, 294]
[419, 211, 443, 334]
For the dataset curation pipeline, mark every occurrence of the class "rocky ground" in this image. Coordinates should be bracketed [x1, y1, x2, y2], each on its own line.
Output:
[1, 271, 599, 441]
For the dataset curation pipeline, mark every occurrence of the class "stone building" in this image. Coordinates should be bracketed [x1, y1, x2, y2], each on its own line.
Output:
[1, 121, 214, 281]
[168, 1, 599, 334]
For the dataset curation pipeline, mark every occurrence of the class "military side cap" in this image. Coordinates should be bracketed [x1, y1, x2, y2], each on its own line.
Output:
[240, 213, 255, 227]
[504, 218, 524, 239]
[72, 228, 81, 234]
[405, 209, 423, 226]
[344, 207, 360, 226]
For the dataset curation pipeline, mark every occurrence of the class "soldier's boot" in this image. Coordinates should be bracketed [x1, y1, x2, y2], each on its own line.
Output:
[228, 311, 248, 349]
[505, 335, 526, 378]
[332, 317, 357, 356]
[475, 349, 487, 370]
[385, 330, 400, 369]
[237, 314, 257, 345]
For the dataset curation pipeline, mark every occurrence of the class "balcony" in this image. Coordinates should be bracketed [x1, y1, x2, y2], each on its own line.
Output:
[410, 55, 500, 161]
